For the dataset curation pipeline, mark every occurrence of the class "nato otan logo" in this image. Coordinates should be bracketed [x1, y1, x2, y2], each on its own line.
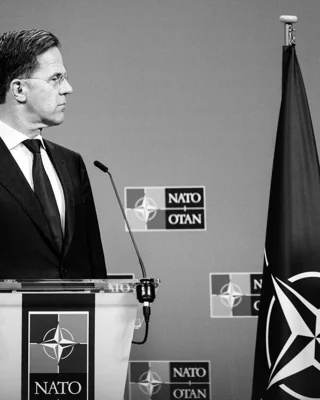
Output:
[28, 312, 89, 399]
[263, 270, 320, 399]
[125, 186, 206, 231]
[210, 273, 262, 317]
[129, 360, 211, 399]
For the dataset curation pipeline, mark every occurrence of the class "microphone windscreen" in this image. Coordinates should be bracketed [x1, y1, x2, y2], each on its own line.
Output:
[94, 160, 109, 173]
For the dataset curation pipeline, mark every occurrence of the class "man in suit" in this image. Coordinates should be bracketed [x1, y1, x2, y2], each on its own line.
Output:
[0, 29, 107, 279]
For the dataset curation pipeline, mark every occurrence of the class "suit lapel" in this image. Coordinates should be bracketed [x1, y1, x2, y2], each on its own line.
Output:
[44, 140, 75, 258]
[0, 138, 53, 244]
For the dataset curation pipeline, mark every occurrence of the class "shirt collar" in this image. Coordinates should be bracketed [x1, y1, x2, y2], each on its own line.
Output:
[0, 120, 46, 150]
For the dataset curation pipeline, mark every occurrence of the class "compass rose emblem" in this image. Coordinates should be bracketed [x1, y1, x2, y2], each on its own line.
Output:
[138, 369, 162, 398]
[40, 324, 78, 363]
[134, 196, 158, 223]
[219, 282, 243, 309]
[266, 272, 320, 398]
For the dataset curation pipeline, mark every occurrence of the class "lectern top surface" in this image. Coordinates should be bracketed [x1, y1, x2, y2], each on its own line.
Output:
[0, 278, 142, 293]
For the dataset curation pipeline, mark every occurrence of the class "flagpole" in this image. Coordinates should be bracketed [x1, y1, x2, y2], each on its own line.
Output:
[280, 15, 298, 45]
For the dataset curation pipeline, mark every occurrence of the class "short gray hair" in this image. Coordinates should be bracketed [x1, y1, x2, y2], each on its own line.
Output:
[0, 29, 60, 102]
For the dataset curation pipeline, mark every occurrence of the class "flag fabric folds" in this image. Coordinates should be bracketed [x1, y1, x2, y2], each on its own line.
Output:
[251, 45, 320, 400]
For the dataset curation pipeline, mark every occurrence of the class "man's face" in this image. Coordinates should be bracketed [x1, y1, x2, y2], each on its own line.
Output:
[24, 47, 73, 128]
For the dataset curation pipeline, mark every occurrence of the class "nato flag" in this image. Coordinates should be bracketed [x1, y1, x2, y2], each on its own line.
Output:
[251, 45, 320, 399]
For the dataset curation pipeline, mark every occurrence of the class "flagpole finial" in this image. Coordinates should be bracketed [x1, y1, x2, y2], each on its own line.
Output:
[280, 15, 298, 46]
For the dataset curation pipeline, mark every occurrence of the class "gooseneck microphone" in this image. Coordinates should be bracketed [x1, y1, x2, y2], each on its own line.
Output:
[94, 160, 158, 344]
[93, 160, 146, 277]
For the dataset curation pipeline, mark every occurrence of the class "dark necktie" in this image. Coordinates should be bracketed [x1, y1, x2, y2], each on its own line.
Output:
[23, 139, 63, 253]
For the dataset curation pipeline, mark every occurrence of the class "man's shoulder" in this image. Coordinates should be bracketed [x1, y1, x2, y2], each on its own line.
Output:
[44, 139, 82, 160]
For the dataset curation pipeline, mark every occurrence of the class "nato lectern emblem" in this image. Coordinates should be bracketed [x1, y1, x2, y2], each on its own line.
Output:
[27, 311, 89, 399]
[40, 323, 78, 362]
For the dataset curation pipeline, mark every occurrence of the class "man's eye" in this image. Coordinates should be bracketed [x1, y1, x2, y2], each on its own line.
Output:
[49, 73, 68, 86]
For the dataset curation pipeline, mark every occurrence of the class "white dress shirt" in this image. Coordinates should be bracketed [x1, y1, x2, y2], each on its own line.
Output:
[0, 120, 66, 234]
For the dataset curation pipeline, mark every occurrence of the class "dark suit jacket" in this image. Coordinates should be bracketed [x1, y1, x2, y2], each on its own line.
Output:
[0, 138, 107, 279]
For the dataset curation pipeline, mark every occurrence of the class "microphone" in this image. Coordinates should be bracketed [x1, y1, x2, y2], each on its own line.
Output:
[93, 160, 108, 173]
[93, 160, 158, 327]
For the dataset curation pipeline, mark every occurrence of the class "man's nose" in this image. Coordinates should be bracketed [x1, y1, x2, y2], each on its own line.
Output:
[60, 79, 73, 95]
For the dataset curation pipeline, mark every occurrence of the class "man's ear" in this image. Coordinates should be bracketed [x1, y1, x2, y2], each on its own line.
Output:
[10, 79, 27, 103]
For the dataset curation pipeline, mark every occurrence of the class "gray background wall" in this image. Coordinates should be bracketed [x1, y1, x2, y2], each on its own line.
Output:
[1, 0, 320, 399]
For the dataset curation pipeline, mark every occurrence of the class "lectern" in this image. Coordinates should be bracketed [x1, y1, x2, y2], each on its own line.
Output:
[0, 279, 141, 400]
